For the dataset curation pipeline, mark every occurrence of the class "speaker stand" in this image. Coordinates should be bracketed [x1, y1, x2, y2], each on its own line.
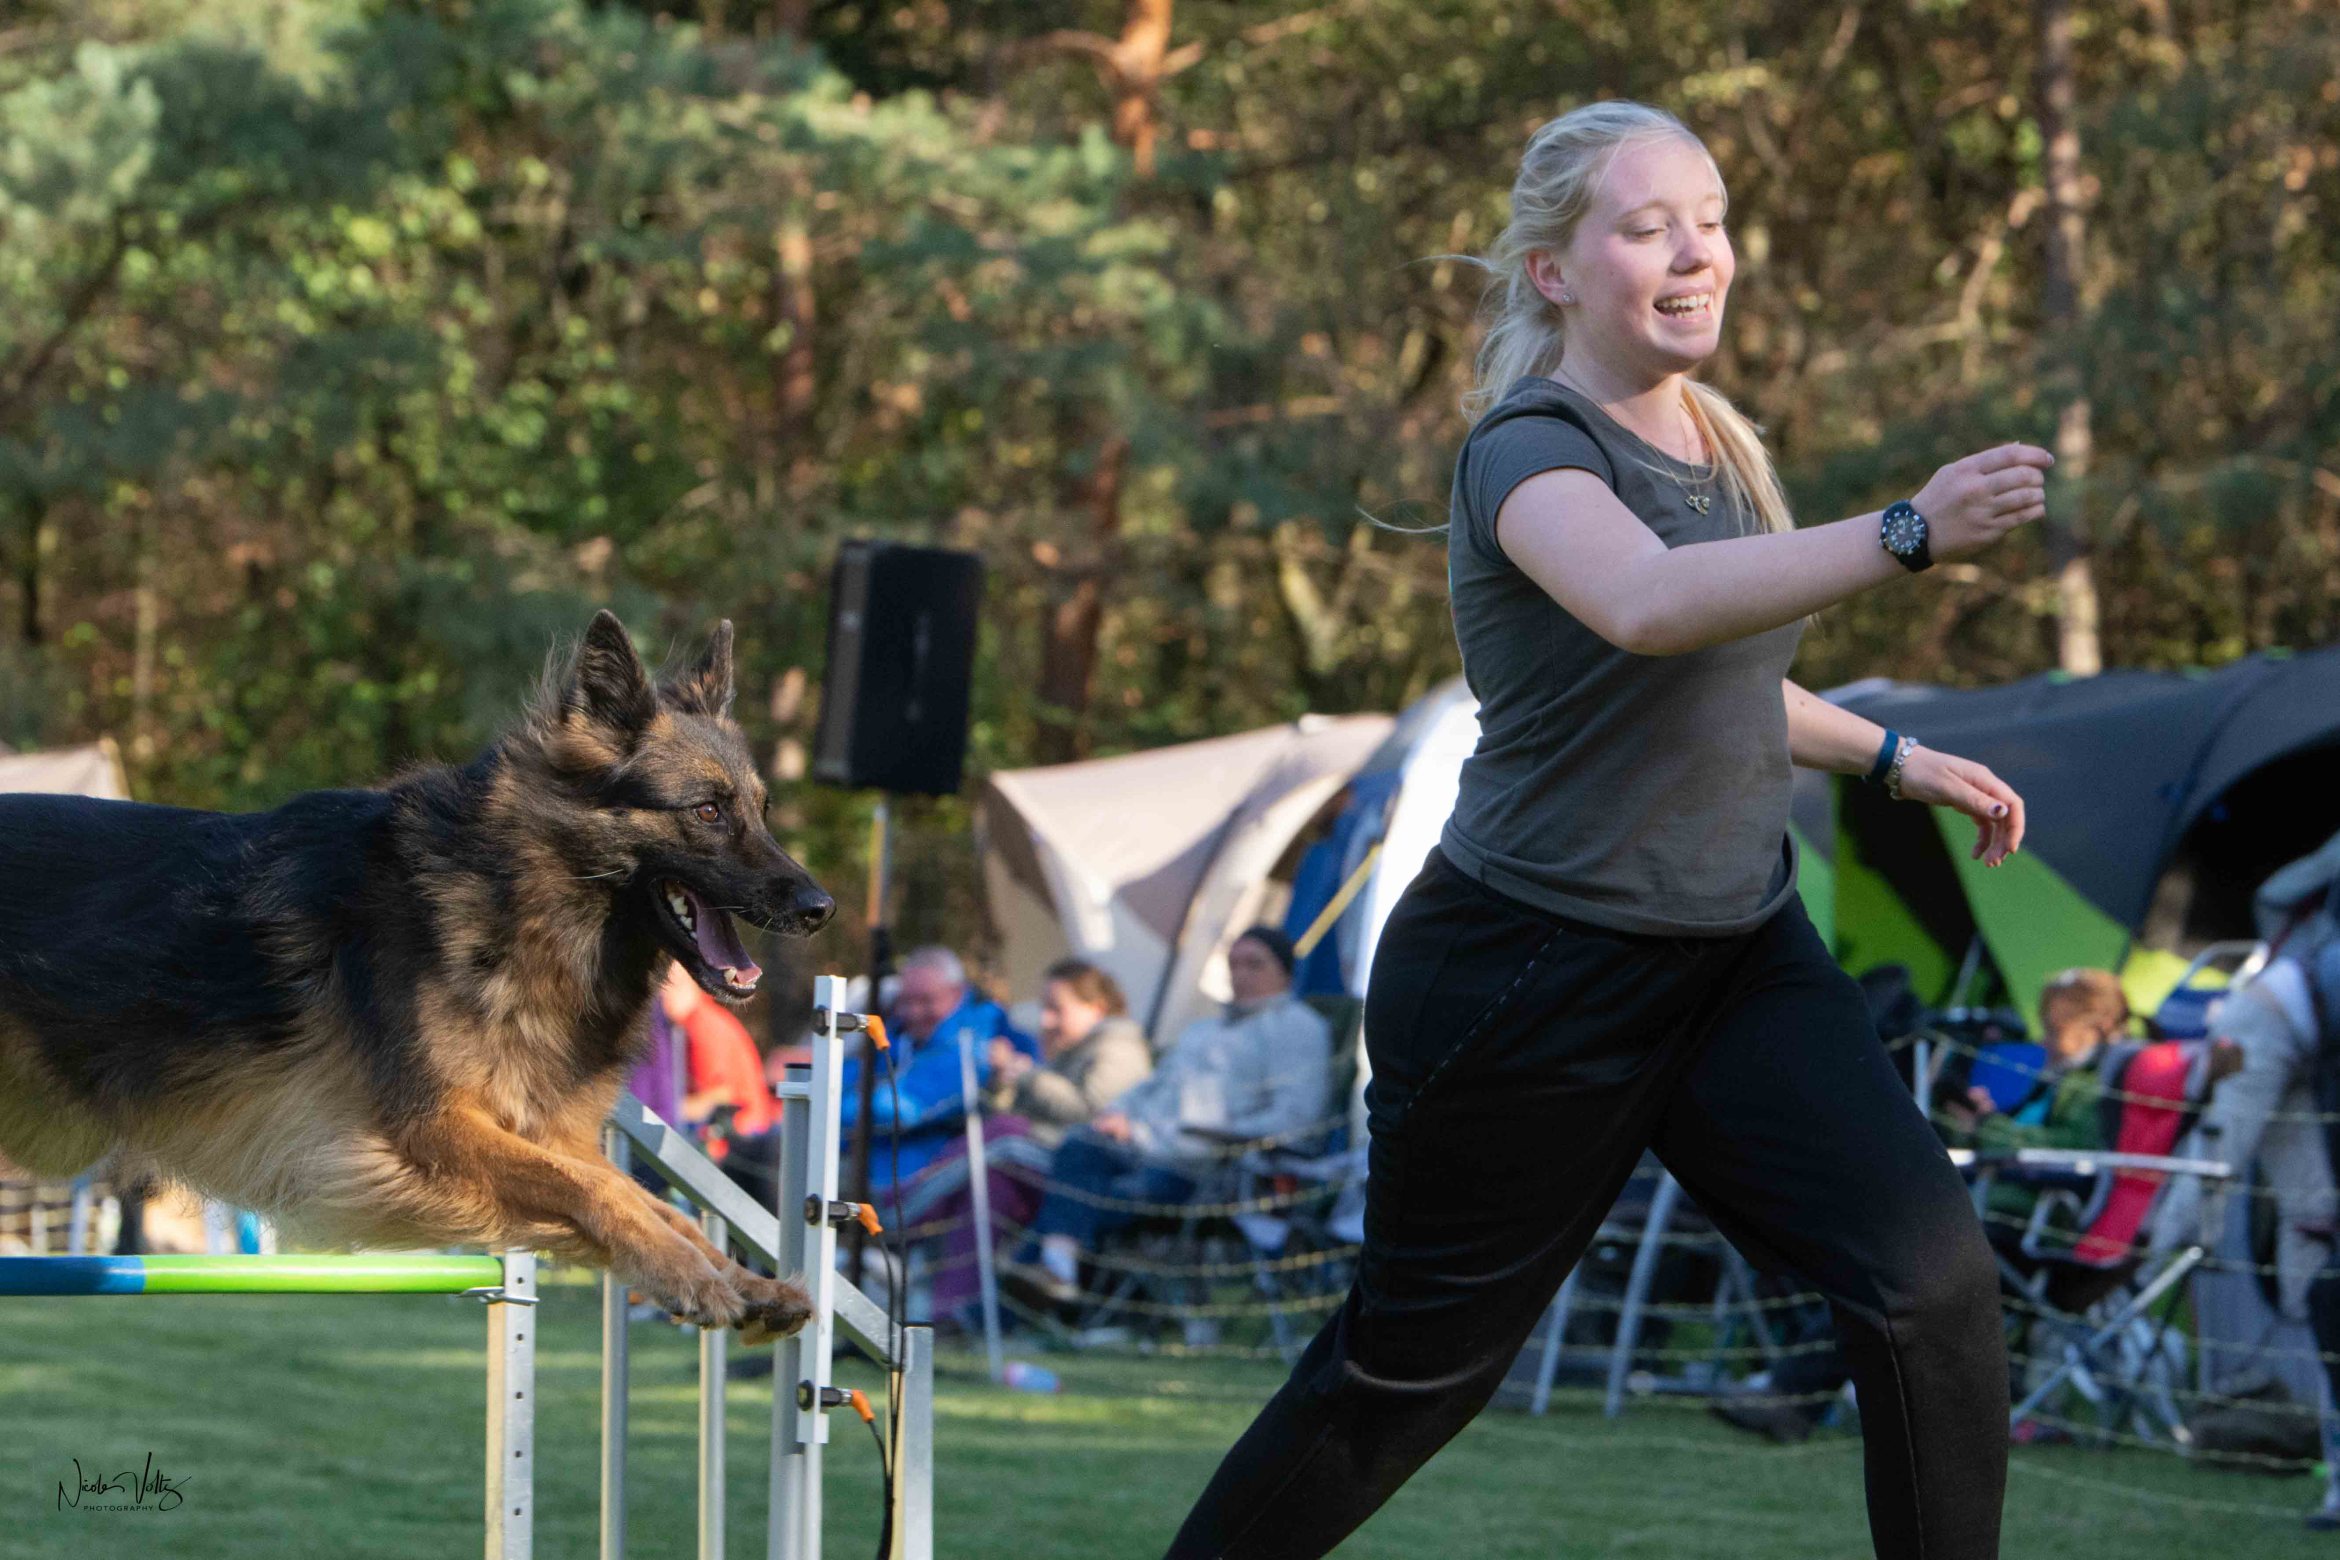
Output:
[846, 796, 894, 1278]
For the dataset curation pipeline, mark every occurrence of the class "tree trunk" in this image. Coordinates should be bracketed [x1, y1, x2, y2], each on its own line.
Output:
[17, 505, 45, 647]
[1035, 437, 1128, 762]
[770, 0, 811, 40]
[771, 215, 816, 476]
[1034, 0, 1193, 180]
[2035, 0, 2102, 675]
[1111, 0, 1176, 176]
[130, 500, 159, 777]
[1023, 0, 1184, 757]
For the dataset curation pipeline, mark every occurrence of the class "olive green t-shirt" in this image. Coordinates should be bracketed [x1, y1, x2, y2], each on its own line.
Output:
[1440, 376, 1801, 937]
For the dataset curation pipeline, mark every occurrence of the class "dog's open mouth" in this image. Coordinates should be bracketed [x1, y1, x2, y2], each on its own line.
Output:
[659, 879, 762, 999]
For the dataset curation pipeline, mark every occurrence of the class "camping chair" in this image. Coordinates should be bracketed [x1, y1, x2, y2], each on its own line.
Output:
[2148, 940, 2265, 1040]
[1056, 1131, 1354, 1355]
[1909, 1004, 2037, 1115]
[1959, 1039, 2236, 1447]
[1065, 996, 1364, 1357]
[1523, 1157, 1806, 1418]
[1213, 994, 1369, 1357]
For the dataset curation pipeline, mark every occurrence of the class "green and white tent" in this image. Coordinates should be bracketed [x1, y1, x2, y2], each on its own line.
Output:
[1803, 644, 2340, 1021]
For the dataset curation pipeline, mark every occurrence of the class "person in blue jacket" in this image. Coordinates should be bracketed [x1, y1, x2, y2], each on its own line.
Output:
[838, 945, 1038, 1194]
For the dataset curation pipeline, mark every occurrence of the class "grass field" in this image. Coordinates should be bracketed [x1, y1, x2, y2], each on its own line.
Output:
[1, 1265, 2332, 1559]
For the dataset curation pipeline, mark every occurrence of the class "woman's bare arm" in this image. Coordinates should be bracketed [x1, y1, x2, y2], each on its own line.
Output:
[1782, 677, 2027, 867]
[1784, 678, 1889, 773]
[1493, 443, 2052, 657]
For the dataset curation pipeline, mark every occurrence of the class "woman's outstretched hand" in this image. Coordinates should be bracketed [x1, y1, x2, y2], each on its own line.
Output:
[1894, 747, 2027, 867]
[1912, 444, 2055, 561]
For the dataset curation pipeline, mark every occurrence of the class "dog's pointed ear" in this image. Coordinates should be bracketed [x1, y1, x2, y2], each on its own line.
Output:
[667, 620, 736, 720]
[565, 610, 656, 737]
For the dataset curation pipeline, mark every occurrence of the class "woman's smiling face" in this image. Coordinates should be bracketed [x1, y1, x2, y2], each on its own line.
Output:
[1535, 134, 1733, 380]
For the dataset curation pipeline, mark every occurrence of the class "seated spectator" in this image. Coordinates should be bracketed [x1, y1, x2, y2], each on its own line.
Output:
[1940, 967, 2131, 1245]
[1950, 966, 2242, 1243]
[662, 963, 780, 1149]
[984, 960, 1154, 1144]
[622, 962, 785, 1210]
[837, 945, 1037, 1198]
[1714, 967, 2238, 1445]
[900, 958, 1152, 1330]
[1006, 926, 1334, 1309]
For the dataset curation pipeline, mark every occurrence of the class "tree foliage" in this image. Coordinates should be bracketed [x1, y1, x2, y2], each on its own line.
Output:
[4, 0, 2337, 962]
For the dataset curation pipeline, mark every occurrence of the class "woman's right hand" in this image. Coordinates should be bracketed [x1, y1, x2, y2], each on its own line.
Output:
[1910, 443, 2055, 561]
[987, 1037, 1031, 1083]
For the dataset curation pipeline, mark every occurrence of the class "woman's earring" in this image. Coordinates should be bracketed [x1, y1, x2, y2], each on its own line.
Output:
[1557, 290, 1573, 304]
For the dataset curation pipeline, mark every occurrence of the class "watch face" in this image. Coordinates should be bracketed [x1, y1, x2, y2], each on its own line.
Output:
[1883, 506, 1926, 556]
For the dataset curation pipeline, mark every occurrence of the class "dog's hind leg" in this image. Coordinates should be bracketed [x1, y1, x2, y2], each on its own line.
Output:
[398, 1101, 746, 1328]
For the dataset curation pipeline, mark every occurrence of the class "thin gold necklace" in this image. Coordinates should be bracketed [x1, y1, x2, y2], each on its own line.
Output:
[1552, 370, 1714, 511]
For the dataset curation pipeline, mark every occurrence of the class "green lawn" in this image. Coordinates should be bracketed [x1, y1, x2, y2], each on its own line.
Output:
[0, 1266, 2330, 1559]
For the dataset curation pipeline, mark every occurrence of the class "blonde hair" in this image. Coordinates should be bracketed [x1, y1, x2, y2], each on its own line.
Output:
[1461, 101, 1794, 537]
[2039, 967, 2128, 1039]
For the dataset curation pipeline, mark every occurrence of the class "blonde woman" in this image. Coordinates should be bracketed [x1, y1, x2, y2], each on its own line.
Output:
[1166, 102, 2047, 1560]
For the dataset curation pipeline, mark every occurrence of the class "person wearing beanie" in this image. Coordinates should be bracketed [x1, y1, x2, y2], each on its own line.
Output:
[1007, 927, 1333, 1307]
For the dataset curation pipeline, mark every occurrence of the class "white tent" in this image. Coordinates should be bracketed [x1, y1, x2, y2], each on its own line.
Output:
[980, 714, 1394, 1044]
[1342, 679, 1480, 999]
[0, 739, 129, 800]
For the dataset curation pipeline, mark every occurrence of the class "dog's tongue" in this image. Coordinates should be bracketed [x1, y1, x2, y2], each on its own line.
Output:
[683, 887, 761, 987]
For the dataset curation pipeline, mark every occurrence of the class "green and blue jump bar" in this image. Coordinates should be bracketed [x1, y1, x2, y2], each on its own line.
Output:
[0, 1253, 507, 1296]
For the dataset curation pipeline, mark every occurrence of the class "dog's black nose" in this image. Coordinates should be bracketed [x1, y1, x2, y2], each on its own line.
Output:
[781, 883, 835, 936]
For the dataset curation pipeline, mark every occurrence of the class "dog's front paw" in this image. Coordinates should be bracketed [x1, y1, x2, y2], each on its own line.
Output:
[655, 1265, 748, 1329]
[734, 1275, 814, 1347]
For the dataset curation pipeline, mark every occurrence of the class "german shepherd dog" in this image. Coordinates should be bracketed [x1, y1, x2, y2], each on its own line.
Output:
[0, 611, 830, 1343]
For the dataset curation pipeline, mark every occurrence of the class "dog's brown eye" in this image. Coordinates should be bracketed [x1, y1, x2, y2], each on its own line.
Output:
[694, 801, 723, 825]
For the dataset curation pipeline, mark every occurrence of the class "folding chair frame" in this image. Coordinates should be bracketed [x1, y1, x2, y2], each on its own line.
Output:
[1954, 1144, 2234, 1447]
[1527, 1162, 1800, 1418]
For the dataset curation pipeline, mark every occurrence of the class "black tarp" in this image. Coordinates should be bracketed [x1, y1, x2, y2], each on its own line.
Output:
[1824, 643, 2340, 939]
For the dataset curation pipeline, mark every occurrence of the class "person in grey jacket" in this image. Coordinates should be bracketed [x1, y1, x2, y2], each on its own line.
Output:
[986, 961, 1155, 1148]
[1009, 927, 1336, 1305]
[904, 958, 1150, 1326]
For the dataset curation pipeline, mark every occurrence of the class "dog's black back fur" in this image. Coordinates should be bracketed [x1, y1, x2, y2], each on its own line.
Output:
[1, 779, 457, 1129]
[0, 613, 831, 1208]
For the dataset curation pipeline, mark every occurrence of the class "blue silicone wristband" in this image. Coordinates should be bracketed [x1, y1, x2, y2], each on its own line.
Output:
[1865, 729, 1900, 787]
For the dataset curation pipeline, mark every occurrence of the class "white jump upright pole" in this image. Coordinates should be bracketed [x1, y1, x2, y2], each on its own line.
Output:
[898, 1323, 935, 1560]
[485, 1249, 538, 1560]
[700, 1209, 729, 1560]
[956, 1029, 1006, 1382]
[772, 976, 848, 1560]
[600, 1125, 632, 1560]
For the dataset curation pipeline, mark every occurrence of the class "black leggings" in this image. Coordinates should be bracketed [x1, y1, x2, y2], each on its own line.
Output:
[1166, 849, 2006, 1560]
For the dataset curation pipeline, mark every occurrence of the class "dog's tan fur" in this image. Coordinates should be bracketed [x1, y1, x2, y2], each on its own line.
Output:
[0, 614, 826, 1343]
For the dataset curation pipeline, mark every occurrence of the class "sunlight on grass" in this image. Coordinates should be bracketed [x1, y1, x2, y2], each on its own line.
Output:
[2, 1282, 2334, 1560]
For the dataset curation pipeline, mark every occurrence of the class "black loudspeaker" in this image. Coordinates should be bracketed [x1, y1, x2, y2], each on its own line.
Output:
[812, 541, 983, 796]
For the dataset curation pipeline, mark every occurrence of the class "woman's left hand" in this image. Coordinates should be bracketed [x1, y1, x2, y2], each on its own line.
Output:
[1893, 746, 2026, 867]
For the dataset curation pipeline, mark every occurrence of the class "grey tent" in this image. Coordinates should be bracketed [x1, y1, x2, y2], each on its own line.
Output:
[979, 715, 1393, 1044]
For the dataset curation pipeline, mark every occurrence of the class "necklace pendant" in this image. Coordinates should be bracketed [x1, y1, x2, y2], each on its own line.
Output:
[1686, 493, 1711, 514]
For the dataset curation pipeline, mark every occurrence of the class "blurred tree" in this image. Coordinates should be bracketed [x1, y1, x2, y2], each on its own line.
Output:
[0, 0, 2334, 975]
[2035, 0, 2101, 675]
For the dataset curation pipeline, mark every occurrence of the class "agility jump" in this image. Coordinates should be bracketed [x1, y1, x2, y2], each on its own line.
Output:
[0, 976, 930, 1560]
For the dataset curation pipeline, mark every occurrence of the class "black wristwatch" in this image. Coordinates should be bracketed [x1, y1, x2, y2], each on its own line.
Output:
[1880, 500, 1932, 573]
